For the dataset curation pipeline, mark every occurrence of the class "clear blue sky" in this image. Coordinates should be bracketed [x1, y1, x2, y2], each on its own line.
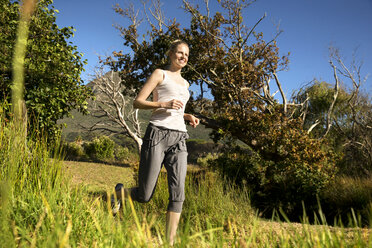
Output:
[53, 0, 372, 96]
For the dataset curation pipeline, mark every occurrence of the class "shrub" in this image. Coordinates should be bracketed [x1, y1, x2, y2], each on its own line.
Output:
[115, 145, 129, 161]
[84, 136, 115, 161]
[187, 139, 223, 164]
[114, 145, 133, 163]
[197, 152, 220, 168]
[211, 137, 337, 220]
[63, 141, 85, 159]
[320, 176, 372, 226]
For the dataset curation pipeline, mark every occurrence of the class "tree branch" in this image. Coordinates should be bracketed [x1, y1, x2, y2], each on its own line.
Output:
[89, 68, 143, 152]
[322, 60, 340, 138]
[272, 72, 287, 114]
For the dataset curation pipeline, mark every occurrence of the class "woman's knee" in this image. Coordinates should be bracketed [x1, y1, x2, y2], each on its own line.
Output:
[137, 196, 152, 203]
[167, 201, 183, 213]
[131, 188, 153, 203]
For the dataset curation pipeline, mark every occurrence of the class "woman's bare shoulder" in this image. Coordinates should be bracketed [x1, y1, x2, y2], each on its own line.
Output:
[152, 68, 165, 78]
[151, 68, 166, 84]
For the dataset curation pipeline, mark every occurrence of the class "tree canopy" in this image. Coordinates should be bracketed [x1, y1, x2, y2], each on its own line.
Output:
[104, 0, 290, 144]
[0, 0, 92, 139]
[103, 0, 328, 154]
[98, 0, 338, 213]
[293, 78, 372, 175]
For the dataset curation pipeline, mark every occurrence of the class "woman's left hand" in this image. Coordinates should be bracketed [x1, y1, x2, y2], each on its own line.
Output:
[185, 114, 200, 128]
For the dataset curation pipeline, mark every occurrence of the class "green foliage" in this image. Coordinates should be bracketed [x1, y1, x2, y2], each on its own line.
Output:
[187, 139, 222, 164]
[207, 112, 339, 218]
[0, 109, 61, 195]
[0, 109, 370, 246]
[114, 145, 130, 162]
[63, 141, 85, 159]
[210, 121, 338, 219]
[114, 144, 139, 164]
[0, 0, 92, 140]
[293, 80, 372, 176]
[321, 176, 372, 226]
[84, 136, 115, 161]
[292, 81, 349, 140]
[183, 171, 253, 227]
[197, 152, 220, 168]
[61, 137, 139, 164]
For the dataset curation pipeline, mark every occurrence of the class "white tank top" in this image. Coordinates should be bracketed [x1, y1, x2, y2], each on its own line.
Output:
[149, 70, 190, 132]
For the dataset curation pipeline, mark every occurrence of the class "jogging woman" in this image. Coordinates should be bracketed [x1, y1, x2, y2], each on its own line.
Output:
[113, 40, 199, 245]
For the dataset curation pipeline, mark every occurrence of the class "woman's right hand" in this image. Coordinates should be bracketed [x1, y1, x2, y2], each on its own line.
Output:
[161, 99, 183, 110]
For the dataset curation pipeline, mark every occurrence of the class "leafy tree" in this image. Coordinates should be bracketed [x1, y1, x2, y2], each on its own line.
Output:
[292, 81, 350, 142]
[101, 0, 337, 213]
[0, 0, 92, 139]
[292, 48, 372, 176]
[104, 0, 290, 146]
[105, 1, 334, 150]
[211, 140, 336, 219]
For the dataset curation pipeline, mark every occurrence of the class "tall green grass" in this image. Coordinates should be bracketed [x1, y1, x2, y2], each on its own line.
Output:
[2, 0, 370, 245]
[0, 109, 370, 247]
[0, 118, 371, 246]
[321, 175, 372, 227]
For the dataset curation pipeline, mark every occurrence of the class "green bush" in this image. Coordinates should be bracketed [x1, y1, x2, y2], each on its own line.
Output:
[63, 141, 85, 159]
[197, 152, 220, 168]
[187, 139, 223, 164]
[208, 118, 339, 220]
[320, 176, 372, 226]
[61, 137, 139, 164]
[115, 145, 130, 162]
[211, 142, 337, 220]
[84, 136, 115, 161]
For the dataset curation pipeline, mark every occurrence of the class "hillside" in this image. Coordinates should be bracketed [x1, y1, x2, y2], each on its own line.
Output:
[59, 108, 213, 143]
[58, 72, 213, 145]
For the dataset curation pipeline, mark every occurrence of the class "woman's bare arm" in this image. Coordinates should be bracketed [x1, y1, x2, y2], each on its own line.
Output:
[133, 69, 184, 110]
[184, 113, 200, 128]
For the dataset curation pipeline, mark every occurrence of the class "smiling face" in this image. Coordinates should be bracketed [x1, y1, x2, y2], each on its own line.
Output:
[169, 43, 189, 69]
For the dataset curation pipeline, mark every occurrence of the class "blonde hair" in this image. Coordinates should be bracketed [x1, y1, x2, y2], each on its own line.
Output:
[167, 40, 189, 58]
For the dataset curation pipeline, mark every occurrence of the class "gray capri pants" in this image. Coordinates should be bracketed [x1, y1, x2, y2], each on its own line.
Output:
[130, 123, 189, 213]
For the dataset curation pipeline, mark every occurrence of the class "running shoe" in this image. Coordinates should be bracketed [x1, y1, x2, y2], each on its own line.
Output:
[111, 183, 124, 215]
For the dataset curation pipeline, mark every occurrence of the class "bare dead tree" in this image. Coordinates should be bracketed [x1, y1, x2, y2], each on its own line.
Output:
[142, 0, 171, 32]
[323, 60, 340, 137]
[113, 3, 142, 51]
[89, 69, 143, 153]
[329, 47, 372, 174]
[290, 61, 342, 137]
[272, 72, 287, 114]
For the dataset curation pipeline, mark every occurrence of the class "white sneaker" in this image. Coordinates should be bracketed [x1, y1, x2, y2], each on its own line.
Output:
[111, 195, 121, 215]
[111, 183, 124, 215]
